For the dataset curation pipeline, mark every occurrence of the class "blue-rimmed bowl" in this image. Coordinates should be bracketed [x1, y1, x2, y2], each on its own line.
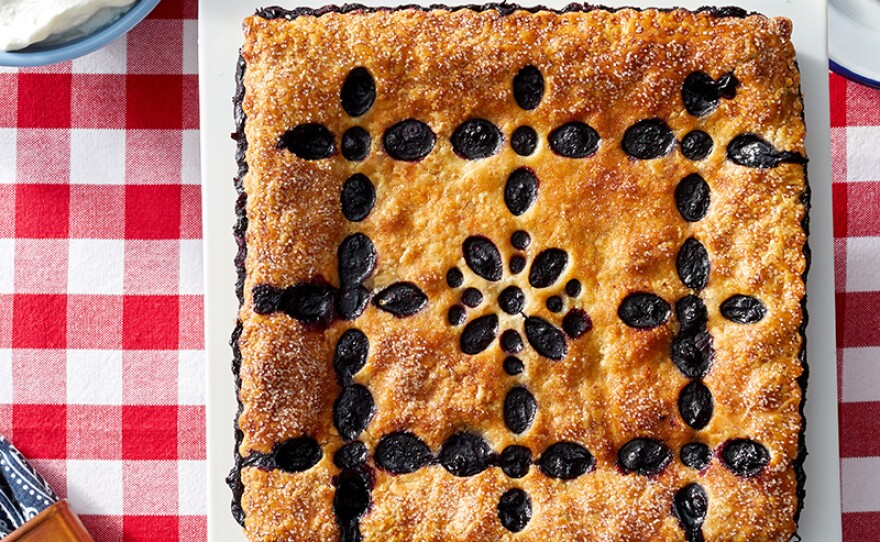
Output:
[0, 0, 160, 67]
[829, 0, 880, 89]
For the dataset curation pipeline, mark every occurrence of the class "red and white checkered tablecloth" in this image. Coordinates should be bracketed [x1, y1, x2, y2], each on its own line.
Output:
[0, 1, 204, 540]
[0, 0, 877, 538]
[830, 73, 880, 540]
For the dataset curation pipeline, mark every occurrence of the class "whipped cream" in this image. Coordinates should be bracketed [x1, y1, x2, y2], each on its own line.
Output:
[0, 0, 137, 52]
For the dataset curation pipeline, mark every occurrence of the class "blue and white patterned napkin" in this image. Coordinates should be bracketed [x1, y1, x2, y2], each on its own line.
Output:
[0, 435, 58, 537]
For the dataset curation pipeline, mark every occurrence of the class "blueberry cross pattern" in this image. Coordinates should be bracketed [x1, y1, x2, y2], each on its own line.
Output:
[246, 65, 806, 541]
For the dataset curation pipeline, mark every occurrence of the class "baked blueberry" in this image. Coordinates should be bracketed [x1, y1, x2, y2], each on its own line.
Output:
[341, 174, 376, 222]
[562, 309, 592, 339]
[334, 441, 368, 469]
[682, 70, 738, 117]
[504, 386, 537, 434]
[340, 67, 376, 117]
[618, 438, 672, 476]
[676, 295, 708, 333]
[373, 282, 428, 317]
[672, 330, 715, 378]
[334, 329, 369, 381]
[252, 284, 283, 314]
[451, 118, 503, 160]
[274, 436, 323, 472]
[548, 122, 600, 158]
[529, 248, 567, 288]
[461, 287, 484, 308]
[438, 432, 494, 477]
[720, 295, 767, 324]
[383, 119, 436, 161]
[283, 283, 336, 324]
[499, 445, 531, 478]
[498, 286, 525, 315]
[498, 488, 532, 532]
[676, 237, 710, 291]
[681, 130, 713, 161]
[673, 483, 708, 539]
[337, 286, 370, 321]
[509, 255, 526, 274]
[505, 168, 539, 216]
[333, 384, 376, 441]
[500, 329, 524, 354]
[622, 118, 675, 159]
[461, 314, 499, 355]
[375, 432, 433, 474]
[338, 233, 377, 287]
[525, 316, 567, 361]
[678, 380, 714, 430]
[511, 126, 538, 156]
[333, 467, 372, 527]
[447, 305, 467, 326]
[463, 236, 503, 281]
[618, 293, 671, 329]
[503, 356, 525, 376]
[511, 230, 531, 250]
[279, 123, 336, 159]
[680, 442, 712, 471]
[446, 267, 464, 288]
[341, 127, 371, 161]
[727, 133, 806, 168]
[513, 65, 544, 110]
[722, 439, 770, 477]
[538, 442, 595, 479]
[675, 174, 711, 223]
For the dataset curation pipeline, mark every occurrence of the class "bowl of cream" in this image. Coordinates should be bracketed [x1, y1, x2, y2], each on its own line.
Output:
[0, 0, 160, 67]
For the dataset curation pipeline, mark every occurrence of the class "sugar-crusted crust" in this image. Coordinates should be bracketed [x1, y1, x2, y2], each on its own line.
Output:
[232, 4, 808, 541]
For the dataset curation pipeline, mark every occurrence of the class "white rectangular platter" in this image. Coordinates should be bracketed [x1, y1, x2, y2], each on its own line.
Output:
[199, 1, 840, 540]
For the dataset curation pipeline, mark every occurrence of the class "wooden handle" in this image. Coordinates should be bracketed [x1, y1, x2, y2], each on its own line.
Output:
[4, 500, 95, 542]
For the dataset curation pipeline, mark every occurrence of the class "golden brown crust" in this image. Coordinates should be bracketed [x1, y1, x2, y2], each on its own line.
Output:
[241, 466, 339, 541]
[236, 6, 806, 541]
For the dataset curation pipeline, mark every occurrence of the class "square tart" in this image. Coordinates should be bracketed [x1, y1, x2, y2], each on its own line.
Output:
[231, 5, 808, 542]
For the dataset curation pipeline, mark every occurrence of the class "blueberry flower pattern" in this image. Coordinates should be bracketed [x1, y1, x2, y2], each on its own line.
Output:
[446, 234, 592, 363]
